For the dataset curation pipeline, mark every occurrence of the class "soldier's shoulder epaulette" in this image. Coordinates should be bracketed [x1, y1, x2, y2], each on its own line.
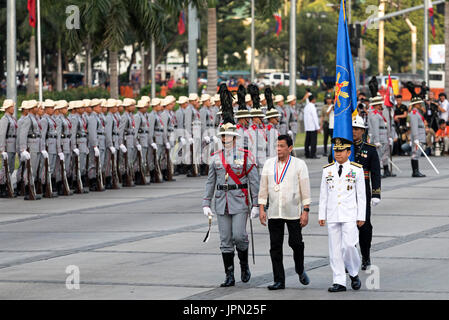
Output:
[323, 162, 334, 169]
[364, 142, 376, 148]
[351, 162, 363, 168]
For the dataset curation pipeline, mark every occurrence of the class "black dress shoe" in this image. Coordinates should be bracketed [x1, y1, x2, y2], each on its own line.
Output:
[350, 275, 362, 290]
[299, 272, 310, 285]
[267, 282, 285, 290]
[328, 284, 346, 292]
[361, 258, 371, 271]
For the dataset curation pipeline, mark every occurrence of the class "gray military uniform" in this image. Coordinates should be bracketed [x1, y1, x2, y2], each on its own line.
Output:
[410, 108, 426, 160]
[276, 105, 290, 135]
[175, 107, 186, 165]
[87, 111, 106, 179]
[369, 110, 389, 167]
[119, 111, 137, 174]
[203, 147, 260, 253]
[288, 104, 299, 143]
[104, 111, 120, 178]
[148, 110, 167, 170]
[70, 113, 89, 177]
[200, 106, 215, 165]
[134, 111, 149, 172]
[18, 113, 41, 183]
[0, 113, 17, 185]
[40, 114, 61, 182]
[54, 114, 72, 182]
[248, 123, 267, 175]
[184, 105, 202, 168]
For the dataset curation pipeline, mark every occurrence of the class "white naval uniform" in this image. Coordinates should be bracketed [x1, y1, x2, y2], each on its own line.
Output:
[318, 160, 366, 287]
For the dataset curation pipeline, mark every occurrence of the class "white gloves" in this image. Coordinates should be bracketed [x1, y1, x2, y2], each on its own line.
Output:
[120, 144, 127, 153]
[204, 136, 211, 144]
[73, 148, 80, 156]
[188, 138, 194, 145]
[151, 143, 158, 150]
[250, 207, 260, 219]
[212, 136, 219, 143]
[1, 152, 8, 160]
[94, 147, 100, 157]
[414, 139, 420, 145]
[389, 138, 393, 146]
[288, 130, 293, 137]
[58, 152, 65, 161]
[374, 142, 381, 148]
[165, 142, 171, 150]
[203, 207, 214, 217]
[180, 137, 187, 146]
[371, 198, 381, 207]
[136, 144, 142, 152]
[41, 150, 49, 159]
[20, 151, 31, 161]
[109, 146, 116, 154]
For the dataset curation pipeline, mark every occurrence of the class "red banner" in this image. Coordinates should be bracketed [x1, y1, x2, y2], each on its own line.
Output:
[27, 0, 36, 28]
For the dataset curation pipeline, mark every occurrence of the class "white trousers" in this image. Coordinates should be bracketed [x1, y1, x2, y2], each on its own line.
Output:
[327, 222, 361, 286]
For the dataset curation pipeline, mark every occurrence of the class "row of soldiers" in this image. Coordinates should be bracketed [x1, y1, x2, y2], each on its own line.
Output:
[0, 84, 300, 199]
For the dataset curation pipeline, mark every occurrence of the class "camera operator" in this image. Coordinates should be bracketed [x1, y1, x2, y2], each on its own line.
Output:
[393, 95, 408, 155]
[424, 91, 440, 133]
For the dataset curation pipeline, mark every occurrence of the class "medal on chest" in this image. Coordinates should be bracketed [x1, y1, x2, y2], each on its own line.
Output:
[274, 156, 291, 192]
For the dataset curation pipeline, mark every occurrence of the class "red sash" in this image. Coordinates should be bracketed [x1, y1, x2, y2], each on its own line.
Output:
[218, 150, 255, 205]
[374, 110, 387, 123]
[412, 109, 425, 122]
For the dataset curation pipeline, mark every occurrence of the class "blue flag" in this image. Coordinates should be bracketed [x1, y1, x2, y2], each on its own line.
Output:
[333, 0, 357, 160]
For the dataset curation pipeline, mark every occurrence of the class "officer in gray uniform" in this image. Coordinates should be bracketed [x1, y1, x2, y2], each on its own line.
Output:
[202, 83, 260, 288]
[118, 98, 137, 185]
[148, 98, 168, 181]
[0, 99, 17, 198]
[274, 95, 289, 135]
[104, 99, 120, 189]
[200, 94, 215, 176]
[286, 95, 299, 144]
[162, 96, 177, 180]
[53, 100, 71, 195]
[18, 99, 42, 200]
[184, 93, 202, 177]
[234, 85, 251, 151]
[15, 101, 28, 196]
[87, 99, 106, 191]
[175, 96, 188, 174]
[40, 99, 61, 197]
[409, 96, 427, 177]
[368, 97, 389, 178]
[382, 102, 397, 177]
[71, 100, 89, 191]
[134, 99, 150, 184]
[247, 84, 267, 176]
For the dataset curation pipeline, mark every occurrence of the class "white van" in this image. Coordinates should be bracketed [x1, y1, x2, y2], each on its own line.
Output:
[258, 72, 314, 87]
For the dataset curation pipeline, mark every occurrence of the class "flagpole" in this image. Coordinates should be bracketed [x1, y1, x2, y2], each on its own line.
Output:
[37, 0, 43, 102]
[424, 0, 429, 87]
[6, 0, 17, 118]
[289, 0, 296, 96]
[387, 65, 393, 175]
[250, 0, 255, 83]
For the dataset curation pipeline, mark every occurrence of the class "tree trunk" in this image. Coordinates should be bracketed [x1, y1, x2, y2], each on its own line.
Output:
[109, 50, 119, 98]
[126, 43, 137, 82]
[27, 33, 36, 95]
[86, 39, 92, 88]
[140, 44, 146, 89]
[56, 44, 63, 91]
[206, 7, 217, 95]
[445, 1, 449, 93]
[144, 51, 150, 87]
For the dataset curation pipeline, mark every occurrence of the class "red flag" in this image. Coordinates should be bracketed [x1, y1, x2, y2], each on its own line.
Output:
[178, 11, 186, 35]
[429, 0, 436, 40]
[27, 0, 36, 28]
[384, 74, 396, 107]
[274, 13, 282, 37]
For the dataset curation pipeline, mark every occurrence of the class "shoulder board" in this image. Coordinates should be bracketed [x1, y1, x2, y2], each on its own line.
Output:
[365, 142, 376, 148]
[351, 162, 363, 168]
[323, 162, 334, 169]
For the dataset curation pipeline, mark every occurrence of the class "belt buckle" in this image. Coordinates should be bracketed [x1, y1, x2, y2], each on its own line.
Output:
[222, 183, 229, 191]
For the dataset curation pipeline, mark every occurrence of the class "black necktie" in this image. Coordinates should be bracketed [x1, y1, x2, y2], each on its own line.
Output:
[338, 165, 343, 177]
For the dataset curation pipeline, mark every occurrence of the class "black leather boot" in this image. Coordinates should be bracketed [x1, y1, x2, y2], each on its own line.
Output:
[57, 181, 64, 196]
[162, 169, 169, 181]
[105, 177, 113, 189]
[411, 159, 426, 177]
[89, 178, 97, 191]
[361, 257, 371, 271]
[220, 252, 235, 287]
[237, 249, 251, 283]
[0, 184, 7, 198]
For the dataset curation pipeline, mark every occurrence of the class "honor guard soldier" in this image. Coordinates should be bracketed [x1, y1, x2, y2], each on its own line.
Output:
[119, 98, 137, 185]
[0, 99, 17, 198]
[247, 84, 267, 176]
[70, 101, 89, 193]
[258, 134, 311, 290]
[148, 98, 168, 181]
[175, 96, 188, 174]
[212, 94, 221, 128]
[409, 96, 427, 177]
[274, 95, 289, 135]
[18, 100, 42, 200]
[286, 95, 299, 145]
[87, 99, 106, 191]
[163, 96, 177, 180]
[352, 115, 381, 270]
[54, 100, 72, 195]
[15, 101, 28, 196]
[202, 83, 260, 287]
[319, 137, 366, 292]
[200, 94, 216, 176]
[234, 85, 251, 150]
[184, 93, 202, 177]
[264, 88, 281, 159]
[134, 99, 150, 184]
[104, 99, 121, 189]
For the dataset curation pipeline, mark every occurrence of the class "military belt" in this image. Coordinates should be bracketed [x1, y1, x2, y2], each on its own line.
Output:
[97, 132, 104, 135]
[28, 134, 41, 138]
[138, 129, 148, 134]
[61, 134, 71, 138]
[155, 129, 164, 132]
[47, 134, 58, 139]
[217, 183, 248, 191]
[6, 135, 16, 138]
[76, 133, 87, 138]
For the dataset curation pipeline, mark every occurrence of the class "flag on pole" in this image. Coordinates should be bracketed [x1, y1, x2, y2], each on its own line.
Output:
[333, 0, 357, 160]
[428, 0, 436, 40]
[274, 13, 282, 37]
[384, 74, 396, 107]
[27, 0, 36, 28]
[178, 10, 186, 35]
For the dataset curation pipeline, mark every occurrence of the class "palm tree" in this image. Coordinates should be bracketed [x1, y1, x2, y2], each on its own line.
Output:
[206, 0, 218, 95]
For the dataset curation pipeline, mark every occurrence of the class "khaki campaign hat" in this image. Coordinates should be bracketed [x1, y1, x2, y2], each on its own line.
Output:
[54, 100, 69, 110]
[76, 100, 85, 109]
[200, 94, 211, 103]
[165, 95, 176, 105]
[332, 137, 353, 151]
[409, 96, 424, 107]
[116, 99, 123, 107]
[123, 98, 136, 107]
[177, 96, 188, 105]
[369, 93, 383, 106]
[286, 95, 296, 103]
[274, 95, 284, 103]
[188, 93, 199, 102]
[137, 99, 148, 108]
[43, 99, 56, 108]
[140, 96, 151, 103]
[99, 98, 107, 107]
[150, 98, 161, 107]
[68, 101, 77, 110]
[90, 98, 102, 107]
[1, 99, 14, 112]
[105, 98, 117, 108]
[82, 99, 91, 107]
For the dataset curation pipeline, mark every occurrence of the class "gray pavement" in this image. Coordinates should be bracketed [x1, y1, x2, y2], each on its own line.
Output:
[0, 155, 448, 300]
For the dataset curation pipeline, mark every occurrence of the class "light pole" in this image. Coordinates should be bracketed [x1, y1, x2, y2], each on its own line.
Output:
[251, 0, 255, 83]
[188, 3, 199, 94]
[289, 0, 296, 95]
[6, 0, 17, 117]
